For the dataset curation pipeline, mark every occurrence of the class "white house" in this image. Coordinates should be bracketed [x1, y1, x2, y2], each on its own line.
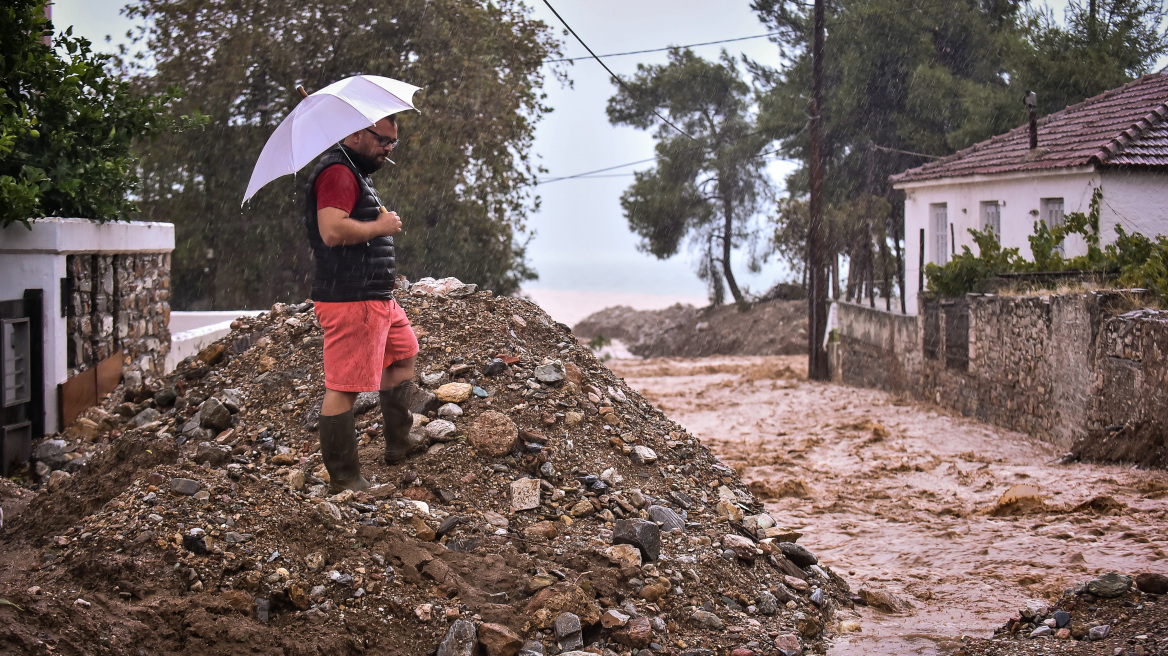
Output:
[892, 72, 1168, 314]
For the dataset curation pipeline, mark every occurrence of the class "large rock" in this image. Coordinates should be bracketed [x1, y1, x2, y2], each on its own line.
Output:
[199, 397, 233, 432]
[534, 362, 565, 383]
[523, 583, 601, 630]
[477, 622, 523, 656]
[32, 440, 69, 470]
[648, 505, 685, 532]
[1136, 572, 1168, 595]
[195, 442, 231, 466]
[613, 518, 661, 562]
[778, 542, 818, 567]
[436, 383, 473, 403]
[131, 408, 160, 427]
[509, 477, 541, 512]
[554, 612, 582, 651]
[1087, 572, 1132, 598]
[468, 411, 517, 458]
[610, 615, 652, 649]
[437, 619, 477, 656]
[425, 419, 458, 442]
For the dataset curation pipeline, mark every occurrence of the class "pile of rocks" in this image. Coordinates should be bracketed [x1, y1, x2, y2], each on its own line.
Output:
[1, 278, 849, 656]
[972, 571, 1168, 655]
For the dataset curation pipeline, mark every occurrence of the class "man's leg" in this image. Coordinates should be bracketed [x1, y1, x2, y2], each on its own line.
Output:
[314, 299, 379, 494]
[380, 355, 417, 390]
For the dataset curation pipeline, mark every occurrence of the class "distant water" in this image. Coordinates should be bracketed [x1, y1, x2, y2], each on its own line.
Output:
[519, 288, 706, 328]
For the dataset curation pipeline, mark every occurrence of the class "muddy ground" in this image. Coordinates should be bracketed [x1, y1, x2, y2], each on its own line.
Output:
[611, 355, 1168, 655]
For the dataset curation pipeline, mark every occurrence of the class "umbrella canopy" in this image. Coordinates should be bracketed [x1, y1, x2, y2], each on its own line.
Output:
[242, 75, 421, 205]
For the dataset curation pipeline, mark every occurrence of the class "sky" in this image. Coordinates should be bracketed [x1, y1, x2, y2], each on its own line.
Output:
[50, 0, 1088, 312]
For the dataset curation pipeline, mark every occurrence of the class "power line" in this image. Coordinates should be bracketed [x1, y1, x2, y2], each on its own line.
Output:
[540, 0, 698, 143]
[536, 156, 658, 185]
[543, 32, 782, 64]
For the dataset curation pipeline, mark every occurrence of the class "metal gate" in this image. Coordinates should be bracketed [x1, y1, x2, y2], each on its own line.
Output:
[0, 290, 44, 476]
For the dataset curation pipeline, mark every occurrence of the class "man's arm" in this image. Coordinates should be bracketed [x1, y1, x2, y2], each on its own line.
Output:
[317, 207, 402, 247]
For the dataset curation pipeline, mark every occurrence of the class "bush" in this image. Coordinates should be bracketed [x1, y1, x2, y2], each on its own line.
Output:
[0, 0, 200, 228]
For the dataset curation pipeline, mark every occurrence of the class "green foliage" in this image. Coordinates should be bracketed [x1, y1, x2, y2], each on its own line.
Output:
[1015, 0, 1168, 115]
[0, 0, 196, 229]
[587, 334, 612, 351]
[924, 188, 1168, 304]
[608, 49, 773, 307]
[923, 228, 1024, 297]
[123, 0, 561, 309]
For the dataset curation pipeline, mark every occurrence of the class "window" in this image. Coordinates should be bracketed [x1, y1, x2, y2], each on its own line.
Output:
[980, 201, 1001, 238]
[1041, 197, 1065, 256]
[930, 203, 948, 265]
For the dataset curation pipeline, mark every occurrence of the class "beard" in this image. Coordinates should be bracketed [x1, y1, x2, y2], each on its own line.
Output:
[342, 144, 384, 174]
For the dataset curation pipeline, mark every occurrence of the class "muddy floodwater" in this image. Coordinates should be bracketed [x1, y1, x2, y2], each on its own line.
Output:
[610, 355, 1168, 655]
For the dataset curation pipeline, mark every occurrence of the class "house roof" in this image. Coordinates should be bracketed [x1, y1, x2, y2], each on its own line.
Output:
[891, 72, 1168, 184]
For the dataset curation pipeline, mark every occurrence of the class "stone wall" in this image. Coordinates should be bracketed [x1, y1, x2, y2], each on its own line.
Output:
[1079, 309, 1168, 467]
[838, 292, 1160, 458]
[836, 302, 921, 393]
[66, 253, 171, 378]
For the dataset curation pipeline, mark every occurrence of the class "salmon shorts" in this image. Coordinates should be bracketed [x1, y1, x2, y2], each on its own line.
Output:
[314, 299, 419, 392]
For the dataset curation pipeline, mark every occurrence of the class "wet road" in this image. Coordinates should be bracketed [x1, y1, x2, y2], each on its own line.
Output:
[611, 355, 1168, 655]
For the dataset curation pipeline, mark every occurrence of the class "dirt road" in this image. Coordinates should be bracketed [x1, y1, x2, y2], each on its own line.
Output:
[610, 355, 1168, 655]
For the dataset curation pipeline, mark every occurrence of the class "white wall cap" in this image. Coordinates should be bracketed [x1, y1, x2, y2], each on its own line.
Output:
[0, 217, 174, 254]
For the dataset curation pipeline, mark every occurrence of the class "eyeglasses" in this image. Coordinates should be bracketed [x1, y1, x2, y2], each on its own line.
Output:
[364, 128, 399, 149]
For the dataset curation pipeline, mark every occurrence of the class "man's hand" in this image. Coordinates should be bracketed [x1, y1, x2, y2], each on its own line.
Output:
[318, 207, 402, 247]
[376, 210, 402, 237]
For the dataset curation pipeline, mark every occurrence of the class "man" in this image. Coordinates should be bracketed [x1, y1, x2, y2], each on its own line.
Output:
[304, 114, 420, 493]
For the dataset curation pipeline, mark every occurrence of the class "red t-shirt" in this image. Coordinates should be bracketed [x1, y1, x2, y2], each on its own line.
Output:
[315, 164, 360, 214]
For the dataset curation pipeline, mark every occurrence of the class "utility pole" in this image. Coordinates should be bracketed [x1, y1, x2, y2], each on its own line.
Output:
[807, 0, 829, 380]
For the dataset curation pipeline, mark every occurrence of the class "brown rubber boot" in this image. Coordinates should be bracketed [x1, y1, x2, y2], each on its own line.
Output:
[318, 409, 371, 493]
[380, 381, 418, 465]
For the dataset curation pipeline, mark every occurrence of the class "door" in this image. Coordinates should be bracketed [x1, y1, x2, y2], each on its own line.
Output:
[930, 203, 948, 265]
[0, 290, 43, 476]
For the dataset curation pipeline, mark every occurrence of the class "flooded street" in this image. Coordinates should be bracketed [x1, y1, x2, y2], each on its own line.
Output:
[610, 355, 1168, 655]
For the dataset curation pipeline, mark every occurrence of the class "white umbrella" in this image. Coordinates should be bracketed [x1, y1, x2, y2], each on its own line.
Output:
[241, 74, 421, 205]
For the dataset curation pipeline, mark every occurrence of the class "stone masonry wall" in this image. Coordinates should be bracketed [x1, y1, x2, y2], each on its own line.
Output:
[840, 291, 1156, 457]
[836, 302, 921, 394]
[1079, 309, 1168, 467]
[66, 253, 171, 379]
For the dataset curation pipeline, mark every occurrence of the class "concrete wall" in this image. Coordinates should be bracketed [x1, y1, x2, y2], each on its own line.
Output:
[166, 311, 263, 373]
[1098, 169, 1168, 244]
[838, 291, 1160, 457]
[0, 218, 174, 434]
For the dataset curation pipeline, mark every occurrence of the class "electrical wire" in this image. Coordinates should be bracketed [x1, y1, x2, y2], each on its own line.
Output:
[543, 32, 782, 64]
[540, 0, 698, 143]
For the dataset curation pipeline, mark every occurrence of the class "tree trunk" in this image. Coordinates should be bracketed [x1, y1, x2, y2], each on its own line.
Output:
[720, 192, 746, 308]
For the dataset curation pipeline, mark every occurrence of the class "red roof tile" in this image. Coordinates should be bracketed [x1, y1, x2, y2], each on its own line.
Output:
[891, 73, 1168, 184]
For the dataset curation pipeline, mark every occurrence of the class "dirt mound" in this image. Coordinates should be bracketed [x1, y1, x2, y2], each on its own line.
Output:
[573, 300, 807, 358]
[1074, 421, 1168, 470]
[0, 281, 846, 655]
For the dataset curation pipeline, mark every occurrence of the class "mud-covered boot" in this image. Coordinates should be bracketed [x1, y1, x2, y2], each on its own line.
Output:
[318, 409, 370, 493]
[380, 381, 418, 465]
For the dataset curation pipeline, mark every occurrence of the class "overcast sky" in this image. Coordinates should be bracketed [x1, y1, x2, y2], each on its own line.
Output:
[51, 0, 1087, 306]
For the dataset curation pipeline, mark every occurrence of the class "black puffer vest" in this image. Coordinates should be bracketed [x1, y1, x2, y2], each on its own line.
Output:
[304, 145, 396, 302]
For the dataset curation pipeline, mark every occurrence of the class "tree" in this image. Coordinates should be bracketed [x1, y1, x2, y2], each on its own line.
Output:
[607, 49, 773, 307]
[1016, 0, 1168, 115]
[0, 0, 193, 229]
[122, 0, 561, 309]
